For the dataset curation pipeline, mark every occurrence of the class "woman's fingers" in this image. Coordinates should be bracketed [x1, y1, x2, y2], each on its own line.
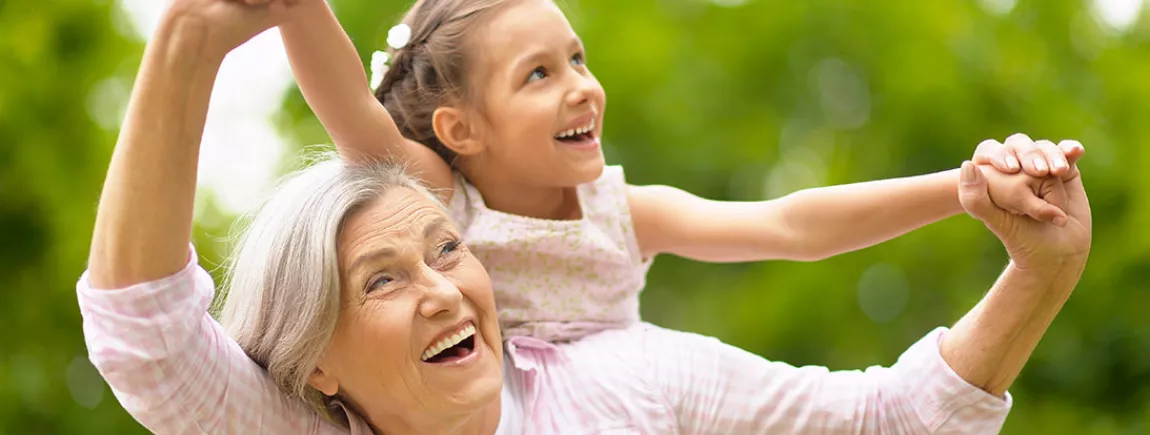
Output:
[972, 134, 1085, 179]
[1017, 190, 1068, 226]
[959, 161, 1007, 228]
[1058, 140, 1085, 181]
[1004, 133, 1052, 177]
[972, 139, 1020, 173]
[1035, 140, 1070, 177]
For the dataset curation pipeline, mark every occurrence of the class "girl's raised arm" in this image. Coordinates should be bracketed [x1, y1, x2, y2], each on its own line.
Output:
[279, 1, 452, 189]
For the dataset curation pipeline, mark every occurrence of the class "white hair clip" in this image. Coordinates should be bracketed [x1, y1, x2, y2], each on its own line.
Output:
[387, 23, 412, 50]
[369, 50, 390, 91]
[370, 24, 414, 91]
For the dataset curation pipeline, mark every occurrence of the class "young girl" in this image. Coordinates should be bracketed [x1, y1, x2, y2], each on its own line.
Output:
[278, 0, 1080, 342]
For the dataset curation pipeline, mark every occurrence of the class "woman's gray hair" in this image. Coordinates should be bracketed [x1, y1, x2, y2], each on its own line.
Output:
[214, 153, 442, 423]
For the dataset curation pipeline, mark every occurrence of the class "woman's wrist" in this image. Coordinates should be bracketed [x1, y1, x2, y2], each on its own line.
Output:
[940, 256, 1084, 396]
[278, 0, 322, 29]
[1007, 254, 1089, 280]
[153, 10, 231, 67]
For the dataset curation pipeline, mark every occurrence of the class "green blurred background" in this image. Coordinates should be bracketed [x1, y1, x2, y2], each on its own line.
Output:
[3, 0, 1149, 433]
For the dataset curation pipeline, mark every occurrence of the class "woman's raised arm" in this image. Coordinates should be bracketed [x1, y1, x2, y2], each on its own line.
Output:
[88, 13, 215, 288]
[80, 2, 355, 434]
[88, 1, 294, 288]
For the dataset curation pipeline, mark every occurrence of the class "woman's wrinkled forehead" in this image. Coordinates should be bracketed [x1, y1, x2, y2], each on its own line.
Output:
[338, 189, 456, 272]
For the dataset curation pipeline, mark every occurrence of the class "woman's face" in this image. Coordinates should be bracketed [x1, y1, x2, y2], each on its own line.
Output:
[310, 187, 503, 429]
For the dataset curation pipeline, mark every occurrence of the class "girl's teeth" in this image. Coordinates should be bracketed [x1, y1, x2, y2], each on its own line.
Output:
[557, 120, 597, 139]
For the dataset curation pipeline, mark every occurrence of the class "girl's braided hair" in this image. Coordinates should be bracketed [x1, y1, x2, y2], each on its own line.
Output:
[373, 0, 514, 165]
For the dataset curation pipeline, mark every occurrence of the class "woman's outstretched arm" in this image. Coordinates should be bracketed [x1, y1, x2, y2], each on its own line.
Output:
[649, 164, 1090, 433]
[941, 160, 1091, 397]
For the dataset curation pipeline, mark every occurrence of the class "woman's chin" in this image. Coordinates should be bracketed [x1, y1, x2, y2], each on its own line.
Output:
[420, 335, 504, 410]
[435, 363, 504, 412]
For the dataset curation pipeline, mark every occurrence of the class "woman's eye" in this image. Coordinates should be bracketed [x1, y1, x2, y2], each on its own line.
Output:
[528, 66, 547, 82]
[570, 52, 586, 67]
[367, 275, 393, 292]
[440, 240, 462, 256]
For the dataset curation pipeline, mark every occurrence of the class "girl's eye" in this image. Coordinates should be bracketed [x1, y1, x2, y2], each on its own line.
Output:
[528, 66, 547, 83]
[570, 52, 586, 67]
[440, 240, 462, 256]
[367, 275, 393, 293]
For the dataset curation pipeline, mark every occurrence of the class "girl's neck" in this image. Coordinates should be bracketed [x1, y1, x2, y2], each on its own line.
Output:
[467, 173, 583, 220]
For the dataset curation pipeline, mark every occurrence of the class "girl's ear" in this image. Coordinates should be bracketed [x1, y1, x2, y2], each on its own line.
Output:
[432, 106, 485, 156]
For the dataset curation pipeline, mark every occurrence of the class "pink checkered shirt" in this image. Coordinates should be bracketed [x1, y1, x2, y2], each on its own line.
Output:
[78, 251, 1011, 434]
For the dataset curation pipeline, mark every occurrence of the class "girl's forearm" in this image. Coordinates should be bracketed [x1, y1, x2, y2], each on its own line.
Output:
[780, 169, 962, 260]
[280, 1, 405, 156]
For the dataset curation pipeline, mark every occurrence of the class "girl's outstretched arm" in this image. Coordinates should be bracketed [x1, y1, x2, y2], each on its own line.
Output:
[629, 170, 967, 262]
[279, 1, 451, 190]
[629, 140, 1082, 262]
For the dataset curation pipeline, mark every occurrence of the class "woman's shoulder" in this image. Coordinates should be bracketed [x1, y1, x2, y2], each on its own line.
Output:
[543, 324, 662, 384]
[514, 325, 681, 431]
[77, 244, 347, 434]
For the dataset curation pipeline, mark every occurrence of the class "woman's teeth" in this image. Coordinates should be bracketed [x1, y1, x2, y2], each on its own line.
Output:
[556, 118, 596, 139]
[421, 323, 476, 361]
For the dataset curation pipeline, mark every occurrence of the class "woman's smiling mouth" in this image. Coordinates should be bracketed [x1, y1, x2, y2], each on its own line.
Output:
[422, 321, 478, 363]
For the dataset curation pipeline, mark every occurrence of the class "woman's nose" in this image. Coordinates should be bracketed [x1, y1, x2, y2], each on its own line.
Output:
[417, 265, 464, 319]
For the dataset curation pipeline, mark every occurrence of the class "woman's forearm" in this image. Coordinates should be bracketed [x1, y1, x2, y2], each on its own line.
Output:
[780, 169, 962, 260]
[88, 15, 222, 289]
[940, 257, 1087, 397]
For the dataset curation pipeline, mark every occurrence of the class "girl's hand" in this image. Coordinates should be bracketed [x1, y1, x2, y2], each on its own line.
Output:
[979, 166, 1068, 226]
[972, 134, 1085, 224]
[971, 133, 1084, 179]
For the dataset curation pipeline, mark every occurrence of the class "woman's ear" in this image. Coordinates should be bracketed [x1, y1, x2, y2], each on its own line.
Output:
[432, 106, 485, 157]
[308, 366, 340, 397]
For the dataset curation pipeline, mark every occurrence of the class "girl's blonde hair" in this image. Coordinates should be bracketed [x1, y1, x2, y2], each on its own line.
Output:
[215, 154, 440, 424]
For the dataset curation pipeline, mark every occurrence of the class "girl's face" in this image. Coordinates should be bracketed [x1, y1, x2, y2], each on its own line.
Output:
[464, 0, 607, 189]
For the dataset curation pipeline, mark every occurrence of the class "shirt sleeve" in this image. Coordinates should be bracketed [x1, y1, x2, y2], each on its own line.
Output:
[641, 325, 1011, 434]
[76, 247, 343, 434]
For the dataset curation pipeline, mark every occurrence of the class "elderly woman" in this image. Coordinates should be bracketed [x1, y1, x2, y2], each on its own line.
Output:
[81, 1, 1092, 434]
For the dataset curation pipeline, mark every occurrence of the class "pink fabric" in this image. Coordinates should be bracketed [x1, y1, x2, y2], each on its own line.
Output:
[78, 251, 1011, 434]
[449, 166, 652, 342]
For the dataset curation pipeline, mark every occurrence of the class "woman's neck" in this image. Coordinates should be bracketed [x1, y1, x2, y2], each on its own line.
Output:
[368, 397, 502, 435]
[465, 172, 583, 221]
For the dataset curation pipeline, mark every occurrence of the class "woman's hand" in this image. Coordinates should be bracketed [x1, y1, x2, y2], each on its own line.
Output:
[958, 159, 1091, 271]
[940, 156, 1091, 397]
[971, 133, 1084, 179]
[160, 0, 304, 60]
